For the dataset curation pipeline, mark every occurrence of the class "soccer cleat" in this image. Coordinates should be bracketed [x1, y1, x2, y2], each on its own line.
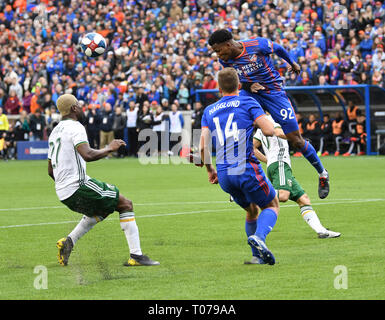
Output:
[244, 256, 266, 265]
[318, 171, 329, 199]
[293, 152, 302, 157]
[358, 151, 365, 156]
[322, 151, 329, 156]
[318, 230, 341, 239]
[343, 152, 351, 157]
[56, 237, 74, 266]
[124, 254, 160, 266]
[334, 151, 340, 156]
[247, 235, 275, 265]
[229, 195, 234, 202]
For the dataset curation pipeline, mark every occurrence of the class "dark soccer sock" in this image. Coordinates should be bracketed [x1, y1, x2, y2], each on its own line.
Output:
[300, 140, 325, 174]
[255, 208, 277, 242]
[245, 218, 258, 256]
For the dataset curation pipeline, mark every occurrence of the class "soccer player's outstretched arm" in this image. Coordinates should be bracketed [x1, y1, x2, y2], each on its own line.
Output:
[259, 38, 300, 75]
[272, 43, 301, 74]
[77, 139, 126, 162]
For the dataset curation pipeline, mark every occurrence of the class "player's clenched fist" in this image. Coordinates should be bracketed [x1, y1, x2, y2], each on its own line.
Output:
[108, 139, 127, 152]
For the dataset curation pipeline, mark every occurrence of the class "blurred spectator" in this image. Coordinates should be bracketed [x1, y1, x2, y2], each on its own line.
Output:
[1, 125, 16, 160]
[177, 83, 190, 110]
[332, 111, 349, 156]
[354, 112, 367, 156]
[304, 113, 321, 151]
[169, 103, 184, 155]
[319, 113, 333, 156]
[191, 101, 203, 150]
[135, 87, 149, 109]
[4, 90, 21, 115]
[152, 104, 168, 156]
[45, 106, 61, 137]
[29, 109, 45, 141]
[112, 106, 127, 158]
[99, 103, 115, 150]
[0, 107, 9, 136]
[347, 100, 359, 123]
[126, 101, 139, 157]
[0, 88, 6, 108]
[22, 90, 33, 114]
[86, 104, 101, 150]
[14, 110, 30, 141]
[137, 104, 155, 155]
[202, 73, 218, 106]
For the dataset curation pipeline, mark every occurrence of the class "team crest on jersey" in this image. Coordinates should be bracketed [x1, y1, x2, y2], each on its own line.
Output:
[250, 54, 258, 62]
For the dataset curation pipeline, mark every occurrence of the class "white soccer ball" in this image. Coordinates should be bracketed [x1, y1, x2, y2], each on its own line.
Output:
[80, 32, 107, 58]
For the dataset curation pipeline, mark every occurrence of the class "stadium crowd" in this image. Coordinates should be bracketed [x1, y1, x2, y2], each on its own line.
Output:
[0, 0, 380, 159]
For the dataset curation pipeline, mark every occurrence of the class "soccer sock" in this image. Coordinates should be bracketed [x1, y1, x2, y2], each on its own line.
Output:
[119, 212, 143, 255]
[300, 140, 325, 175]
[300, 205, 327, 234]
[68, 215, 101, 244]
[255, 208, 277, 242]
[245, 218, 258, 256]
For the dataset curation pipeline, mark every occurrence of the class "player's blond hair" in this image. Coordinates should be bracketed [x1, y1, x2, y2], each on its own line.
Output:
[56, 94, 78, 116]
[218, 67, 239, 94]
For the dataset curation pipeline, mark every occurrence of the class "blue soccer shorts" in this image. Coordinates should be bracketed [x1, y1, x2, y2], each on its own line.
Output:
[239, 89, 299, 134]
[217, 162, 276, 209]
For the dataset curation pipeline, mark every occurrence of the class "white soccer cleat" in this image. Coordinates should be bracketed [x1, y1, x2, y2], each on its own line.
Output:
[318, 230, 341, 238]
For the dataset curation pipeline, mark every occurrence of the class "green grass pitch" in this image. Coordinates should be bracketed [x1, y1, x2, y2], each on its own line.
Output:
[0, 156, 384, 300]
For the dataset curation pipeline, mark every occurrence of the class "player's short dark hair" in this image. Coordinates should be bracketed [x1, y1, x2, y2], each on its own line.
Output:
[208, 29, 233, 46]
[218, 67, 239, 94]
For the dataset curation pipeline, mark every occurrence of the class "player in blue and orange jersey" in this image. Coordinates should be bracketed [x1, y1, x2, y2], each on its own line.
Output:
[199, 67, 280, 265]
[208, 29, 330, 199]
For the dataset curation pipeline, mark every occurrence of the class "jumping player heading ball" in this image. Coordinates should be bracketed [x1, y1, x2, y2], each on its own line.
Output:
[208, 29, 330, 199]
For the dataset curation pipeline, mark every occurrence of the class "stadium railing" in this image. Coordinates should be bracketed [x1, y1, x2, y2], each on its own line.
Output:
[196, 84, 385, 155]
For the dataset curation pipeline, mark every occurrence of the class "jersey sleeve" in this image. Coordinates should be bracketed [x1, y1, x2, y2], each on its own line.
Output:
[201, 111, 208, 128]
[247, 98, 266, 122]
[257, 37, 274, 56]
[72, 123, 89, 148]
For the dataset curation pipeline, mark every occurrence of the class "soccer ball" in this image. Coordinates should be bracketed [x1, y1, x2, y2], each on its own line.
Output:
[80, 32, 107, 58]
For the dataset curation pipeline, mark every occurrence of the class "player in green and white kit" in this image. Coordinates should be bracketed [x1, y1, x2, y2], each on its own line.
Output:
[253, 116, 340, 239]
[49, 94, 159, 266]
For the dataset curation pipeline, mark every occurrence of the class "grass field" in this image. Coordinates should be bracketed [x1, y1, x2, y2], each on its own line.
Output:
[0, 156, 385, 300]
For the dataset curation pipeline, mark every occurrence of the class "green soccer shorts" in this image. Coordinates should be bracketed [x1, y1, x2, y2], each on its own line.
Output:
[61, 178, 120, 218]
[267, 161, 305, 202]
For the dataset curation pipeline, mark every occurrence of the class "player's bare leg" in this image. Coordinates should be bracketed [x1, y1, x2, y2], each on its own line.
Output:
[285, 130, 329, 199]
[117, 195, 159, 266]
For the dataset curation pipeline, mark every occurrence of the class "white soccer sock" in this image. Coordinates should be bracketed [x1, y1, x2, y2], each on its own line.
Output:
[119, 212, 143, 255]
[300, 206, 327, 234]
[68, 215, 100, 244]
[319, 169, 328, 177]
